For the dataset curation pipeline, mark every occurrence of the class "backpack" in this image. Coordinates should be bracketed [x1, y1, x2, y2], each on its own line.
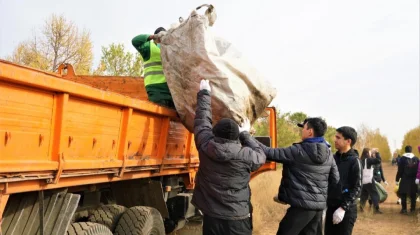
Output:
[405, 157, 419, 177]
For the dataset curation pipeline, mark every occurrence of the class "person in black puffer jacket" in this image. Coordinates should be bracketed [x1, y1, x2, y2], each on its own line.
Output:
[191, 80, 266, 235]
[256, 118, 339, 235]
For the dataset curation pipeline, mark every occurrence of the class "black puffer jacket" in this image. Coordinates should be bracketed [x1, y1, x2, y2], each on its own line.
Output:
[191, 90, 266, 220]
[327, 149, 362, 211]
[257, 140, 339, 210]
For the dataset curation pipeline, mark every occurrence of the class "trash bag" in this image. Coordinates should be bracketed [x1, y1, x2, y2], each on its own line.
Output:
[375, 181, 388, 203]
[160, 5, 277, 132]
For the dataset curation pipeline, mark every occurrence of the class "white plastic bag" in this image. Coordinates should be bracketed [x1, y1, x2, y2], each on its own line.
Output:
[160, 6, 276, 132]
[362, 159, 374, 184]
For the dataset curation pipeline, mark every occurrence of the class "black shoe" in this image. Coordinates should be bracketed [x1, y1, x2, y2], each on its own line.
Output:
[374, 209, 383, 214]
[410, 209, 416, 214]
[400, 209, 408, 215]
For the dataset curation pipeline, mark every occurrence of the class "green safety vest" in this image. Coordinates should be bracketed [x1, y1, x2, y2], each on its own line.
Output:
[143, 43, 166, 86]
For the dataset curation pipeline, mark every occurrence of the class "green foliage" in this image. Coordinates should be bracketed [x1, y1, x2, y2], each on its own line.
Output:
[325, 126, 337, 153]
[94, 43, 143, 76]
[254, 109, 335, 150]
[288, 112, 307, 126]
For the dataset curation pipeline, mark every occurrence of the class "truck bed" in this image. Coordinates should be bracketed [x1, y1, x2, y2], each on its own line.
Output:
[0, 60, 277, 196]
[0, 60, 202, 195]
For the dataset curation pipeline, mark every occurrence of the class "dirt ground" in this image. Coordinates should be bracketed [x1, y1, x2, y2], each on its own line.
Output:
[250, 163, 420, 235]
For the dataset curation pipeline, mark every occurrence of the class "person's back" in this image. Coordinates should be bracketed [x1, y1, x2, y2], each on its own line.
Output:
[359, 148, 383, 214]
[256, 118, 339, 235]
[192, 79, 266, 235]
[192, 134, 260, 219]
[396, 145, 419, 214]
[372, 151, 386, 183]
[132, 27, 174, 108]
[275, 142, 337, 210]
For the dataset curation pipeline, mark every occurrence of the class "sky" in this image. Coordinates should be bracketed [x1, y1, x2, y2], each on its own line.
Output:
[0, 0, 419, 152]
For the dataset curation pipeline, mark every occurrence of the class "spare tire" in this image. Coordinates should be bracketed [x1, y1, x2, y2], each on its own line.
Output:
[114, 206, 165, 235]
[67, 222, 112, 235]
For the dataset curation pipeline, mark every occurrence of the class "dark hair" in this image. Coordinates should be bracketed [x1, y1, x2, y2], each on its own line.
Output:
[336, 126, 357, 147]
[361, 148, 371, 160]
[154, 27, 166, 34]
[304, 118, 327, 137]
[405, 145, 412, 153]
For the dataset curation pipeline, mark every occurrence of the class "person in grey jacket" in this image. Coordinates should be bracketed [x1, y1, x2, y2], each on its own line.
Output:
[256, 118, 340, 235]
[191, 80, 266, 235]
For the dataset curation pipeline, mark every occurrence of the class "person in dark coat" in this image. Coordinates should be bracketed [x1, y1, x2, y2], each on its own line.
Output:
[325, 126, 361, 235]
[255, 118, 339, 235]
[191, 79, 266, 235]
[371, 149, 388, 185]
[396, 145, 419, 214]
[359, 148, 383, 214]
[396, 154, 402, 165]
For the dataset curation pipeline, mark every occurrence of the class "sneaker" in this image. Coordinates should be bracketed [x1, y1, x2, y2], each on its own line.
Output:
[400, 209, 408, 215]
[410, 209, 416, 214]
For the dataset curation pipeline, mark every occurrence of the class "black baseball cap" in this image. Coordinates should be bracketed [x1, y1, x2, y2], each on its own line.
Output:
[297, 119, 308, 128]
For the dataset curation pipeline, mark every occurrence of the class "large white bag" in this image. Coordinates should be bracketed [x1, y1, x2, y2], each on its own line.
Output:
[362, 159, 374, 184]
[160, 6, 277, 132]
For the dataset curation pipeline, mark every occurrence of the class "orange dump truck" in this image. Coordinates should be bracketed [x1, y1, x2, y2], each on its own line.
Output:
[0, 60, 277, 235]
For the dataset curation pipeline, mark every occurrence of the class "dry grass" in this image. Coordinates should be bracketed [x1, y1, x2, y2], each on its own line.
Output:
[250, 167, 286, 234]
[250, 163, 420, 235]
[175, 163, 420, 235]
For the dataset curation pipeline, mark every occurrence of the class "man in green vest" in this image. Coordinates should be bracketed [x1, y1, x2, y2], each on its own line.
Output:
[132, 27, 175, 109]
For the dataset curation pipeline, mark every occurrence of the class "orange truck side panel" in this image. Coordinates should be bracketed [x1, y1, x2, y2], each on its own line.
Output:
[0, 60, 275, 196]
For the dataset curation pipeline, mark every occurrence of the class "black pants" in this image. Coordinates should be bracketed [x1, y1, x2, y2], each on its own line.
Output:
[276, 207, 323, 235]
[325, 204, 357, 235]
[360, 183, 380, 210]
[203, 215, 252, 235]
[400, 192, 417, 211]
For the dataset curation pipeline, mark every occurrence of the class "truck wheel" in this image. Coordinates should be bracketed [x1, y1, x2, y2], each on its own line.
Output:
[67, 222, 112, 235]
[114, 206, 165, 235]
[88, 204, 126, 232]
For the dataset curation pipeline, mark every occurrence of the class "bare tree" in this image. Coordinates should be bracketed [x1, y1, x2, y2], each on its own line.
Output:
[8, 14, 93, 74]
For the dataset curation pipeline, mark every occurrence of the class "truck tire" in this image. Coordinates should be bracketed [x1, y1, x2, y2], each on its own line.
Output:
[67, 222, 113, 235]
[88, 204, 126, 231]
[114, 206, 165, 235]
